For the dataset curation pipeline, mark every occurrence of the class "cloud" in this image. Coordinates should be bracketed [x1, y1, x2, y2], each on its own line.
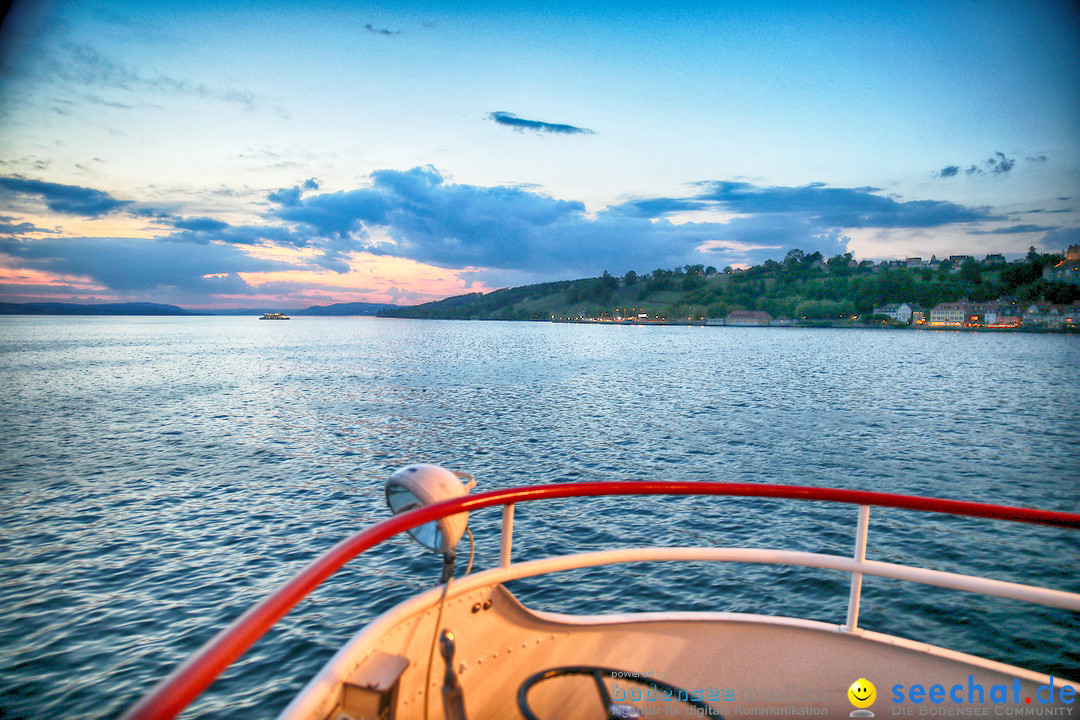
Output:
[0, 215, 54, 235]
[0, 176, 131, 216]
[969, 224, 1057, 235]
[0, 20, 260, 115]
[940, 152, 1018, 177]
[954, 152, 1018, 176]
[607, 197, 705, 218]
[1041, 227, 1080, 248]
[269, 167, 1001, 283]
[988, 151, 1015, 174]
[272, 166, 720, 276]
[487, 111, 595, 135]
[364, 23, 401, 36]
[268, 186, 303, 207]
[55, 42, 257, 109]
[1, 170, 1026, 301]
[693, 181, 1000, 227]
[172, 217, 229, 232]
[268, 178, 320, 207]
[156, 222, 309, 248]
[0, 236, 293, 293]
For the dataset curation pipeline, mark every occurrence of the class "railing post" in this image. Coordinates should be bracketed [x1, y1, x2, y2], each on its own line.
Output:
[844, 505, 871, 632]
[499, 504, 515, 568]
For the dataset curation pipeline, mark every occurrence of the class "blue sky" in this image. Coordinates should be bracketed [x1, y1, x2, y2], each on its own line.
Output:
[0, 0, 1077, 307]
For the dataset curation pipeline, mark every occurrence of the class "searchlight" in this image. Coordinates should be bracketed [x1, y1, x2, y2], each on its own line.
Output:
[385, 464, 476, 577]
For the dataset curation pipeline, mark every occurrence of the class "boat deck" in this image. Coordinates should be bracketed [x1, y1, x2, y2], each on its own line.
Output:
[291, 584, 1076, 720]
[120, 483, 1080, 720]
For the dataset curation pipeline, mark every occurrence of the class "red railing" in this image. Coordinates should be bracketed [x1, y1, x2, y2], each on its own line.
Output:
[120, 481, 1080, 720]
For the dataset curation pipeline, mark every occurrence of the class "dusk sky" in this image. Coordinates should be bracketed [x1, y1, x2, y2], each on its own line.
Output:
[1, 0, 1078, 308]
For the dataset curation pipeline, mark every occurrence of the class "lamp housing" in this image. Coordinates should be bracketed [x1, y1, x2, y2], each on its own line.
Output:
[385, 464, 475, 553]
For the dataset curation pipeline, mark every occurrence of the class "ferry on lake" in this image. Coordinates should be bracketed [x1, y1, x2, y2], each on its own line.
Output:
[260, 312, 290, 320]
[122, 465, 1080, 720]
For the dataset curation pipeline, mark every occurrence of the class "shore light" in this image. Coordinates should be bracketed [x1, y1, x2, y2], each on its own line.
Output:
[385, 464, 476, 553]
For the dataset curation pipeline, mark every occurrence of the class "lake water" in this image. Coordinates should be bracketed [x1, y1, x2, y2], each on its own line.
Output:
[0, 316, 1077, 719]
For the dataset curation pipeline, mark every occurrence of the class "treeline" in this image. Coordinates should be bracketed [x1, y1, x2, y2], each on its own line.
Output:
[380, 279, 577, 320]
[379, 248, 1078, 321]
[650, 249, 1077, 321]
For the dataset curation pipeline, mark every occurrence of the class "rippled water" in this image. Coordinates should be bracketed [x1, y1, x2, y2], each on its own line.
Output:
[1, 317, 1077, 719]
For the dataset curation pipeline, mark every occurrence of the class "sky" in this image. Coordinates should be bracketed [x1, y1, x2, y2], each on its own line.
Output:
[0, 0, 1078, 308]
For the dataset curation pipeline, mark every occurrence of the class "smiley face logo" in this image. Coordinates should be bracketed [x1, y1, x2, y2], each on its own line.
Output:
[847, 678, 876, 709]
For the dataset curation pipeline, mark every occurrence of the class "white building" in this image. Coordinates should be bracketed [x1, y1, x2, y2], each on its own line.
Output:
[872, 303, 914, 324]
[930, 302, 967, 326]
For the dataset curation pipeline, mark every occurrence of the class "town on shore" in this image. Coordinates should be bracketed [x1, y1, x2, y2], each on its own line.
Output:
[382, 245, 1080, 331]
[557, 298, 1078, 331]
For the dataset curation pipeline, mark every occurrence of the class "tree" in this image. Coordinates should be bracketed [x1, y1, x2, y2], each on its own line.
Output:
[1001, 262, 1039, 288]
[959, 258, 981, 284]
[784, 248, 805, 267]
[624, 270, 639, 286]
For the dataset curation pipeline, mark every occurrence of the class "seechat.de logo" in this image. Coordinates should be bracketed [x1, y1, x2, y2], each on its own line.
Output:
[848, 678, 877, 717]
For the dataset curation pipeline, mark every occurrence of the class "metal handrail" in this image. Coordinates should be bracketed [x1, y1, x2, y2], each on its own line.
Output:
[120, 481, 1080, 720]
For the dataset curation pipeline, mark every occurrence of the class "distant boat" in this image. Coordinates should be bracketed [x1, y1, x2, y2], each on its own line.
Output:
[259, 312, 289, 320]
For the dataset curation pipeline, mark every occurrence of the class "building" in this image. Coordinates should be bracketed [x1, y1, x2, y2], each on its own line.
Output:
[725, 310, 773, 327]
[966, 302, 992, 326]
[1022, 303, 1057, 328]
[986, 303, 1022, 328]
[1043, 245, 1080, 285]
[930, 302, 967, 326]
[1021, 302, 1080, 329]
[1063, 304, 1080, 327]
[872, 303, 914, 324]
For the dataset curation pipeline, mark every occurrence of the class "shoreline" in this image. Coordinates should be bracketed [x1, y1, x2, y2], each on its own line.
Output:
[550, 318, 1078, 333]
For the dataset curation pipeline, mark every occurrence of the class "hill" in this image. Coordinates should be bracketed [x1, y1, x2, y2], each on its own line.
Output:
[379, 250, 1079, 322]
[199, 302, 398, 316]
[295, 301, 398, 316]
[0, 302, 202, 316]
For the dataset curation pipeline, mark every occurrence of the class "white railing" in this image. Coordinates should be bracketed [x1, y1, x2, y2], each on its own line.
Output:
[494, 502, 1080, 618]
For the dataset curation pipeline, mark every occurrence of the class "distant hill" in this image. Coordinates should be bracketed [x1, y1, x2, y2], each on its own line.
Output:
[200, 302, 398, 316]
[0, 301, 400, 317]
[295, 301, 399, 316]
[0, 302, 202, 316]
[197, 308, 294, 316]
